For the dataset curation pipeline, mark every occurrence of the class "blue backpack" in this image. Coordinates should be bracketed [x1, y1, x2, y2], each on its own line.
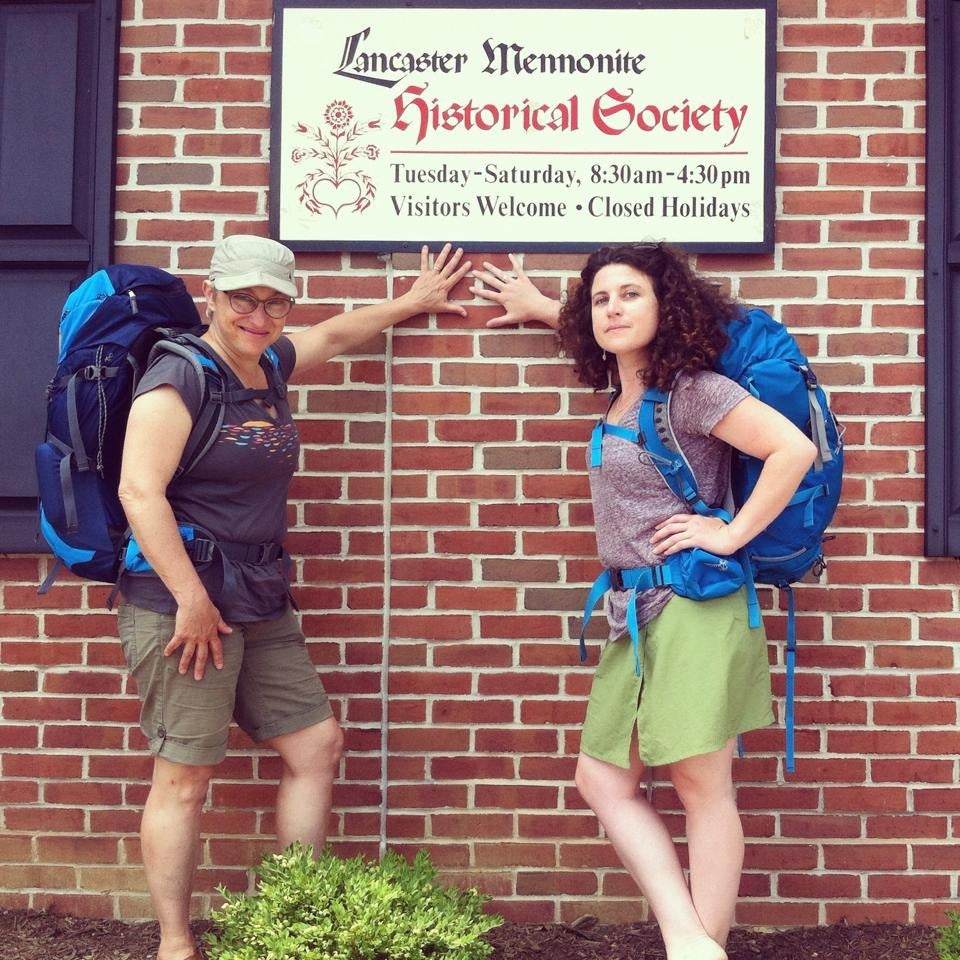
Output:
[581, 307, 844, 772]
[35, 264, 283, 591]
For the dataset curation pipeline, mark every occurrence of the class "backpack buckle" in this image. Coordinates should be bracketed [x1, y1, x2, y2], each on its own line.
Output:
[608, 567, 624, 591]
[190, 538, 216, 563]
[83, 364, 106, 380]
[255, 543, 282, 563]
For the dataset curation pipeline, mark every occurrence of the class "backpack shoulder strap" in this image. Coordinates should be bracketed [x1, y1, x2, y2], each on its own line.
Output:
[638, 386, 727, 519]
[148, 336, 230, 478]
[262, 345, 287, 393]
[174, 333, 286, 404]
[259, 344, 290, 419]
[589, 391, 638, 467]
[150, 335, 292, 477]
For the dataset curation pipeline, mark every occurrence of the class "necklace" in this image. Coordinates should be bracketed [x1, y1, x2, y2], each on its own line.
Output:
[608, 390, 642, 424]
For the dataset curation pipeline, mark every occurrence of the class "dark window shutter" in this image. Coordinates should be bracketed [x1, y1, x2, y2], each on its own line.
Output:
[0, 0, 119, 550]
[925, 0, 960, 556]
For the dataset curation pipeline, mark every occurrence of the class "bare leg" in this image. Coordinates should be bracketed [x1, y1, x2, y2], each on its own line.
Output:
[141, 757, 215, 960]
[670, 739, 743, 947]
[576, 748, 726, 960]
[265, 716, 343, 852]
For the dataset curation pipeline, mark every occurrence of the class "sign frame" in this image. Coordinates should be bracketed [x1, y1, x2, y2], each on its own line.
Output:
[270, 0, 777, 253]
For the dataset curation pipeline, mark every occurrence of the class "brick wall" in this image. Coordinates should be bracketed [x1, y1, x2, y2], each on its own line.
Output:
[1, 0, 956, 929]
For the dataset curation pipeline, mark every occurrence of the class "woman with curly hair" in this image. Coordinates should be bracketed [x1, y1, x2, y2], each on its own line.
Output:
[472, 243, 816, 960]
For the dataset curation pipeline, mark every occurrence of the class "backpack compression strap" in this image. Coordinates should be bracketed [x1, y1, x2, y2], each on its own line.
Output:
[783, 585, 797, 774]
[799, 364, 834, 471]
[60, 346, 122, 475]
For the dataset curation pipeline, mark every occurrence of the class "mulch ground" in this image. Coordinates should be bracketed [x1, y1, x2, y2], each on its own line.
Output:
[487, 916, 940, 960]
[0, 908, 941, 960]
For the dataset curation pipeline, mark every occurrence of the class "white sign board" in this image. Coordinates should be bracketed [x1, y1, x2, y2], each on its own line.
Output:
[272, 2, 775, 252]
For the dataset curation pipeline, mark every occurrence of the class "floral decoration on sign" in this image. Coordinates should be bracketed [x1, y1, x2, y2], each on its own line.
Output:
[292, 100, 380, 218]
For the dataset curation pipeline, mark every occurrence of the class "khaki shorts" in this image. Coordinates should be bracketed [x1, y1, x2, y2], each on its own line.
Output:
[580, 588, 774, 769]
[118, 602, 333, 766]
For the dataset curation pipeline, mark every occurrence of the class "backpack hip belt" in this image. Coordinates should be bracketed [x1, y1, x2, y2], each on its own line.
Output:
[105, 529, 286, 609]
[123, 527, 285, 574]
[578, 548, 757, 680]
[188, 537, 284, 565]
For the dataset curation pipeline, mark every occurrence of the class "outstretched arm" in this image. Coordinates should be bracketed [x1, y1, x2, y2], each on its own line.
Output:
[471, 254, 561, 329]
[286, 244, 471, 380]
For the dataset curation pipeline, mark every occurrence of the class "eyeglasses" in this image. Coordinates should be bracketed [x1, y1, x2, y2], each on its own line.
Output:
[227, 292, 294, 319]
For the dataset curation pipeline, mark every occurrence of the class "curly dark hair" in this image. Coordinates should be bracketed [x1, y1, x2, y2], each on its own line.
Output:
[556, 242, 737, 393]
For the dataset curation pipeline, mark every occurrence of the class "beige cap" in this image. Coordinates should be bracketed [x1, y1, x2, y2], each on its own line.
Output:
[209, 235, 298, 298]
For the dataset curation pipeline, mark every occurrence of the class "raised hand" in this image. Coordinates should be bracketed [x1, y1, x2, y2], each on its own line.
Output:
[470, 254, 561, 328]
[405, 244, 472, 317]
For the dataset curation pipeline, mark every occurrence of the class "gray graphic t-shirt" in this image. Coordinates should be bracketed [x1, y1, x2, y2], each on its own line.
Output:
[119, 335, 299, 621]
[588, 370, 748, 639]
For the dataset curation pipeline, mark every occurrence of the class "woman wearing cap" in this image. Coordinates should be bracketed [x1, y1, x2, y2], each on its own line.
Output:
[117, 236, 470, 960]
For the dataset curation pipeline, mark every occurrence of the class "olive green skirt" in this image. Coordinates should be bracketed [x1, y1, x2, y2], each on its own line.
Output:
[580, 589, 774, 768]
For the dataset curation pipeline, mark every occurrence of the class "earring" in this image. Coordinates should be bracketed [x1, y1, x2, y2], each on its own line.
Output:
[602, 350, 607, 362]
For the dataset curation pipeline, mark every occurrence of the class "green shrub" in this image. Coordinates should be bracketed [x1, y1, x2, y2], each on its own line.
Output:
[205, 843, 502, 960]
[939, 911, 960, 960]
